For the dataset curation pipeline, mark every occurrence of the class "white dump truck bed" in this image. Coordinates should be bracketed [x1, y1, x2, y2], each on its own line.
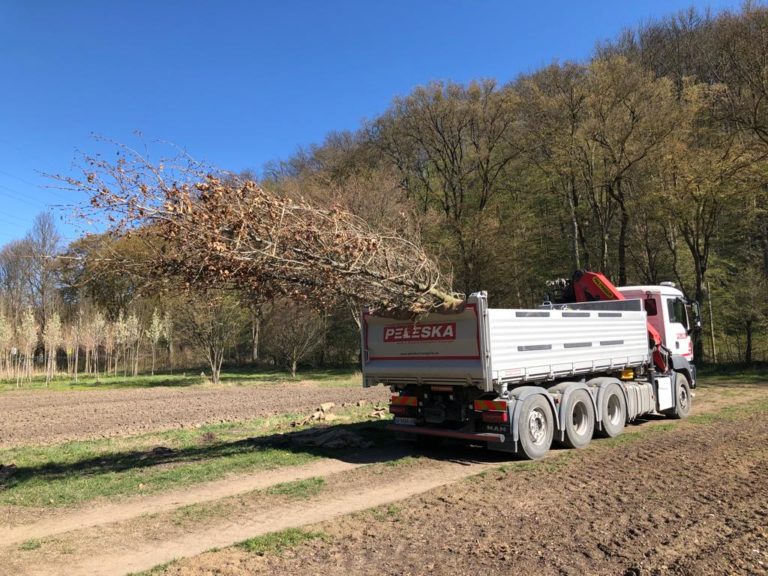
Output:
[362, 292, 650, 392]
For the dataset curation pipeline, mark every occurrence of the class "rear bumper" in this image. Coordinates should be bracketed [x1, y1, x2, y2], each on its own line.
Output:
[387, 424, 505, 443]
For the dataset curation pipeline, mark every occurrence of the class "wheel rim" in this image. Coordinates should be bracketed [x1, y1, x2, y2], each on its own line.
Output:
[679, 385, 689, 412]
[528, 407, 548, 445]
[572, 400, 589, 435]
[607, 394, 622, 426]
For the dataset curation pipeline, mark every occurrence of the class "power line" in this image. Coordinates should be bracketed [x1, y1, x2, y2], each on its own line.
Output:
[0, 185, 51, 210]
[0, 168, 39, 189]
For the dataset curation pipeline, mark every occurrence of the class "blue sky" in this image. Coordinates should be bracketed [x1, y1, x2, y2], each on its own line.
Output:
[0, 0, 746, 246]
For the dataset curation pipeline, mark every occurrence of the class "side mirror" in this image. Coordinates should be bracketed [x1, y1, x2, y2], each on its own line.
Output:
[644, 297, 658, 316]
[688, 301, 702, 333]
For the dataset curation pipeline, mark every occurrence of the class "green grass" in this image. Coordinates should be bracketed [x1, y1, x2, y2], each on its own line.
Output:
[266, 477, 326, 500]
[368, 503, 402, 521]
[0, 367, 360, 393]
[18, 539, 42, 551]
[696, 364, 768, 387]
[169, 501, 229, 526]
[127, 560, 176, 576]
[0, 404, 385, 508]
[237, 527, 328, 556]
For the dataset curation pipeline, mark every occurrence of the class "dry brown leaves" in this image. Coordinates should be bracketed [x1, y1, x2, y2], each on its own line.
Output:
[60, 149, 462, 314]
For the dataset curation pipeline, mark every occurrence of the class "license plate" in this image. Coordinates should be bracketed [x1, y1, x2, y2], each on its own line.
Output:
[393, 417, 418, 426]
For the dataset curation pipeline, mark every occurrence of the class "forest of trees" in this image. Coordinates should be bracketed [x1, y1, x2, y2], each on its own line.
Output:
[1, 4, 767, 385]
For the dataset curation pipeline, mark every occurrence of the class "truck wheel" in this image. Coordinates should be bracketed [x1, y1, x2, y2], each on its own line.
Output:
[664, 373, 692, 419]
[597, 385, 626, 438]
[518, 395, 553, 460]
[561, 390, 594, 449]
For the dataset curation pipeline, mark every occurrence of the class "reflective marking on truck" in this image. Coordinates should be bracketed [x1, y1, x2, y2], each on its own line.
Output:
[564, 342, 592, 348]
[591, 275, 616, 299]
[474, 400, 508, 411]
[599, 340, 625, 346]
[598, 312, 622, 317]
[391, 395, 418, 407]
[518, 344, 552, 351]
[384, 322, 456, 343]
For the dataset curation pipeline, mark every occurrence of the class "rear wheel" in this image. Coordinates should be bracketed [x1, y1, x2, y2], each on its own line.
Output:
[517, 395, 553, 460]
[597, 385, 626, 438]
[664, 372, 692, 419]
[561, 390, 594, 449]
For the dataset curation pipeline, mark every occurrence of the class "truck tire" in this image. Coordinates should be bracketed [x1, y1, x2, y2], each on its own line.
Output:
[597, 384, 626, 438]
[561, 389, 594, 449]
[517, 394, 553, 460]
[664, 372, 692, 419]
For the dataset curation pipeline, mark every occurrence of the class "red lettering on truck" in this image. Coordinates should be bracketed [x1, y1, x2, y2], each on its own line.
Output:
[384, 323, 457, 343]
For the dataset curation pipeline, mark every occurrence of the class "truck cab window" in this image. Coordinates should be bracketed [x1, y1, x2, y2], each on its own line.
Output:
[667, 297, 689, 329]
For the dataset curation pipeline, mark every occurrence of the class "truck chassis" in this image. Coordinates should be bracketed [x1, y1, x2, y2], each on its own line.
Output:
[363, 292, 695, 459]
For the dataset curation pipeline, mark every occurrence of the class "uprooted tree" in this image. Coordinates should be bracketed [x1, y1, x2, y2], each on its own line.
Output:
[59, 146, 463, 316]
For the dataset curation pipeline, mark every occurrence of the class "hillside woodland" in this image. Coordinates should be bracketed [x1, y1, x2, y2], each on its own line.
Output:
[1, 4, 767, 383]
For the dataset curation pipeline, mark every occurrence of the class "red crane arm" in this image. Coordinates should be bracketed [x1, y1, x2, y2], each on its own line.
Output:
[569, 271, 667, 372]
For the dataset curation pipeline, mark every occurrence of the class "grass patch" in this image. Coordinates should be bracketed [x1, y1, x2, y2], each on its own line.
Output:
[18, 539, 42, 551]
[368, 503, 402, 521]
[696, 364, 768, 387]
[0, 368, 360, 393]
[689, 398, 768, 424]
[266, 477, 325, 499]
[127, 560, 177, 576]
[170, 501, 229, 526]
[237, 527, 328, 556]
[0, 405, 384, 508]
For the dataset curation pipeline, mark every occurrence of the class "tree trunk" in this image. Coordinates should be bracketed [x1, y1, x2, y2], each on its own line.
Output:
[617, 202, 629, 286]
[251, 315, 260, 363]
[566, 183, 581, 269]
[745, 319, 753, 364]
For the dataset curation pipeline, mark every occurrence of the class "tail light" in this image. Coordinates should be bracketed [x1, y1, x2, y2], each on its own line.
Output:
[474, 399, 509, 424]
[391, 395, 418, 407]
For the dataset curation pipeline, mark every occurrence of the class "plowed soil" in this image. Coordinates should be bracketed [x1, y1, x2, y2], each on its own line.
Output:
[0, 382, 389, 448]
[1, 381, 766, 576]
[162, 391, 768, 576]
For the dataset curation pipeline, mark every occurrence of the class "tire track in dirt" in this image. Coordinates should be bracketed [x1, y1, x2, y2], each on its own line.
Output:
[2, 384, 764, 576]
[0, 458, 365, 546]
[10, 457, 503, 576]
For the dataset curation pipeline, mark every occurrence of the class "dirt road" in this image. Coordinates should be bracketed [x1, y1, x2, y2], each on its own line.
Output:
[1, 382, 766, 576]
[0, 382, 389, 448]
[159, 392, 768, 576]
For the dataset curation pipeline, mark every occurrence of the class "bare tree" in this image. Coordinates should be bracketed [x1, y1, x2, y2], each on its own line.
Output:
[59, 147, 460, 315]
[17, 308, 38, 386]
[43, 312, 62, 385]
[175, 292, 244, 384]
[0, 311, 11, 379]
[146, 308, 164, 376]
[25, 213, 61, 328]
[263, 299, 324, 377]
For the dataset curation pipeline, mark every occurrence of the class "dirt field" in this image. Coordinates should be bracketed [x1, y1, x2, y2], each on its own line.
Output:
[0, 382, 389, 448]
[0, 379, 766, 576]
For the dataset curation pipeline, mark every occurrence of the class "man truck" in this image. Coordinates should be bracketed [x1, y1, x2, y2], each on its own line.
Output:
[361, 271, 701, 459]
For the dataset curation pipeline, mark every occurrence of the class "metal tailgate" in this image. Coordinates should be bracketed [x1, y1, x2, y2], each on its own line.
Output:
[361, 293, 491, 391]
